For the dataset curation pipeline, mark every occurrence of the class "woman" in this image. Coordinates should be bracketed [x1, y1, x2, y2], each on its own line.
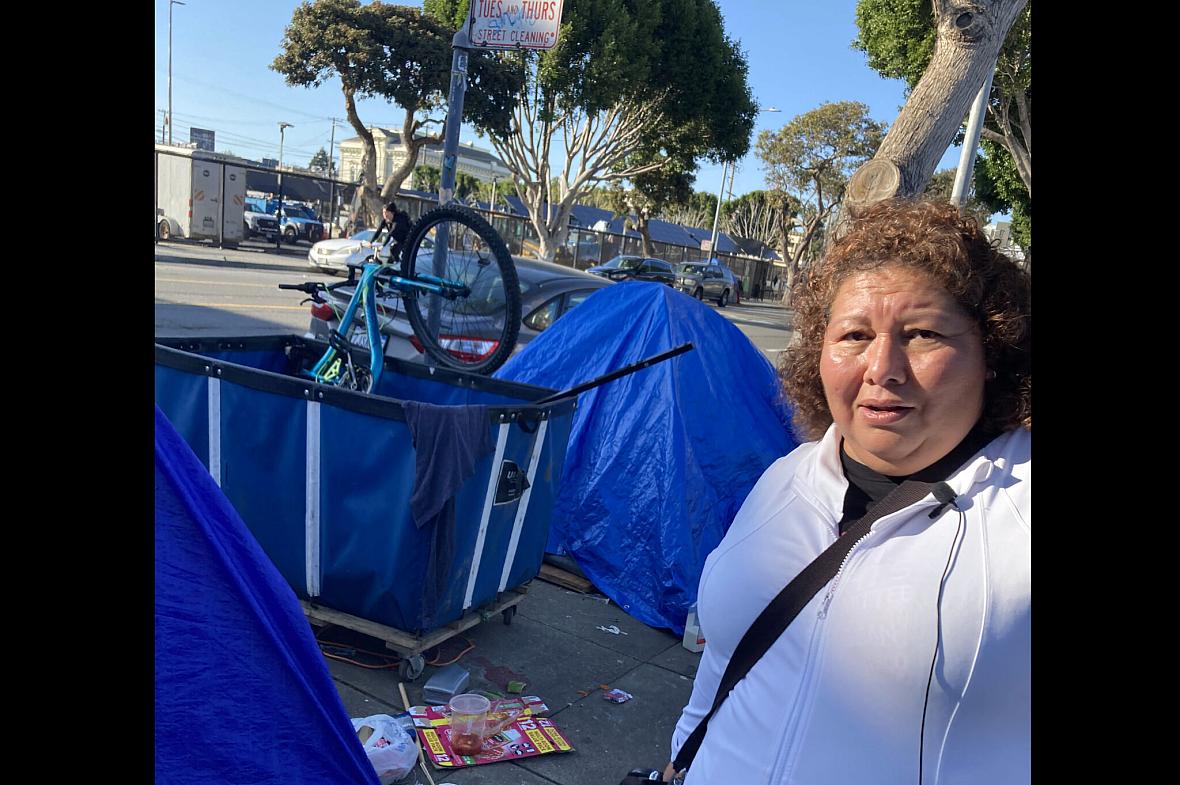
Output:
[664, 199, 1030, 784]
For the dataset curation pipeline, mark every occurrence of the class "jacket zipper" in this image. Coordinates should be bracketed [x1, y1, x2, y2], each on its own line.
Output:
[817, 529, 875, 619]
[771, 501, 938, 782]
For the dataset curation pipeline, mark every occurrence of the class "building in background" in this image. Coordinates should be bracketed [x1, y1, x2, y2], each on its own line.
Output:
[984, 221, 1025, 262]
[338, 129, 511, 185]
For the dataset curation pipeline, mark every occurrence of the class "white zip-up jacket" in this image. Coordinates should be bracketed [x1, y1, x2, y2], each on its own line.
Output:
[671, 425, 1030, 784]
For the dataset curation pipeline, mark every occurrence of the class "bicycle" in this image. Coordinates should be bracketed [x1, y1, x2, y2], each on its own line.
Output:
[279, 203, 522, 392]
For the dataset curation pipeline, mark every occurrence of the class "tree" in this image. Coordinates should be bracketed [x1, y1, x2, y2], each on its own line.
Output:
[852, 0, 1030, 243]
[272, 0, 523, 226]
[455, 0, 755, 261]
[844, 0, 1029, 212]
[923, 168, 991, 227]
[755, 101, 886, 290]
[606, 141, 695, 257]
[412, 164, 441, 194]
[659, 190, 719, 231]
[414, 164, 480, 200]
[308, 147, 331, 174]
[721, 190, 801, 265]
[974, 137, 1030, 249]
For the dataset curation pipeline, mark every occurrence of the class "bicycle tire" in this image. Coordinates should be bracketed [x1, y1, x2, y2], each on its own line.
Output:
[399, 204, 522, 374]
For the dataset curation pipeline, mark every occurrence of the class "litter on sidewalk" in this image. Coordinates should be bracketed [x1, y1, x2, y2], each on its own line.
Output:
[410, 696, 574, 769]
[602, 688, 633, 704]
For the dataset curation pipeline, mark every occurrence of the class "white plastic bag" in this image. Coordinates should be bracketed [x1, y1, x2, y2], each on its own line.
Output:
[351, 714, 418, 785]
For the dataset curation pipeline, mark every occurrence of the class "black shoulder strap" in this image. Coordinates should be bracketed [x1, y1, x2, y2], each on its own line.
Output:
[672, 428, 994, 773]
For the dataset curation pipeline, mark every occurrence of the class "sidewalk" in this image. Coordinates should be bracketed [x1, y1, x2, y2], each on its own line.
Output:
[325, 579, 699, 785]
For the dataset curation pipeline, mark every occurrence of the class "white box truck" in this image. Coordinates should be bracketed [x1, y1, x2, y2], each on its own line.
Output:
[155, 144, 246, 244]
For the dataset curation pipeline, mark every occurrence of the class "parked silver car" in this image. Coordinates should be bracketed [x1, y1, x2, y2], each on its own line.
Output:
[305, 257, 612, 366]
[675, 261, 739, 307]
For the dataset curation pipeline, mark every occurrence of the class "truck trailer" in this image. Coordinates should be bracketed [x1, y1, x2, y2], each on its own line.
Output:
[155, 144, 246, 245]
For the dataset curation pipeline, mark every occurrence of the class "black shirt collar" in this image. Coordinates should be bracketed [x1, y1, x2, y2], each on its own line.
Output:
[836, 423, 995, 533]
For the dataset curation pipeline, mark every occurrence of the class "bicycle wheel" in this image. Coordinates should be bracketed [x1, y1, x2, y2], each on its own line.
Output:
[399, 205, 521, 374]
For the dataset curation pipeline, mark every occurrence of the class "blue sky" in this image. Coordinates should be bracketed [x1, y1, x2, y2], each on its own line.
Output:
[154, 0, 966, 200]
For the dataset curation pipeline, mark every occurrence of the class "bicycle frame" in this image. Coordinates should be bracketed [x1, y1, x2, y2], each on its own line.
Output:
[305, 259, 470, 391]
[307, 261, 386, 388]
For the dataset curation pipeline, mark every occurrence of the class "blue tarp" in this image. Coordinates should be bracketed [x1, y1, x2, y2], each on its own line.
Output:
[494, 283, 799, 633]
[154, 405, 379, 785]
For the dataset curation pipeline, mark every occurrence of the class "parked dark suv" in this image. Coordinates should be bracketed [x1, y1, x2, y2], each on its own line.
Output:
[586, 255, 676, 285]
[676, 261, 739, 307]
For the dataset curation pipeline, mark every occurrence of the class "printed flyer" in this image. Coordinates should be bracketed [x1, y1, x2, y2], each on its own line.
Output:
[410, 696, 574, 768]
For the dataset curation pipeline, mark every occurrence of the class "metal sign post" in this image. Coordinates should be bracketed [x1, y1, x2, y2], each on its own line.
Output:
[427, 2, 567, 344]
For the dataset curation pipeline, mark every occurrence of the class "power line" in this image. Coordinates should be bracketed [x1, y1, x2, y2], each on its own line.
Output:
[161, 71, 336, 122]
[158, 116, 328, 159]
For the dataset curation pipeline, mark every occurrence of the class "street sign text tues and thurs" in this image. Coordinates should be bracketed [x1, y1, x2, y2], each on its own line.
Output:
[469, 0, 565, 50]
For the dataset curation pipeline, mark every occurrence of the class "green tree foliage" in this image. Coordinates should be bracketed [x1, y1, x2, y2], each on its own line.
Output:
[973, 138, 1030, 249]
[411, 164, 480, 200]
[422, 0, 466, 28]
[756, 101, 886, 275]
[923, 168, 992, 227]
[272, 0, 524, 223]
[412, 165, 441, 194]
[308, 147, 331, 173]
[853, 0, 1031, 246]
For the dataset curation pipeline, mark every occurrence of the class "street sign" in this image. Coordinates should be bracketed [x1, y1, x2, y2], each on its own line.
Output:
[191, 127, 215, 152]
[468, 0, 565, 50]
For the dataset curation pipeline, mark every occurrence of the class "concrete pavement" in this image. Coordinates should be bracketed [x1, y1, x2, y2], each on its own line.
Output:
[326, 579, 699, 785]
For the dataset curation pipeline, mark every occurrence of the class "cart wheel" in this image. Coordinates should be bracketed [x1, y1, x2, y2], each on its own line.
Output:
[399, 655, 425, 681]
[502, 606, 518, 626]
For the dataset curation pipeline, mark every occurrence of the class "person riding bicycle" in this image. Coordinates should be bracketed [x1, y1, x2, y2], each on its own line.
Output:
[348, 200, 411, 283]
[372, 200, 411, 262]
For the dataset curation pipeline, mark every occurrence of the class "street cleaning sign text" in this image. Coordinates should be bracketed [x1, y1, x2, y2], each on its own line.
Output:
[468, 0, 564, 50]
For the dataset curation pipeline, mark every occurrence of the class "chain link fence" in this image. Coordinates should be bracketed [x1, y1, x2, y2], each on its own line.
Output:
[155, 146, 778, 295]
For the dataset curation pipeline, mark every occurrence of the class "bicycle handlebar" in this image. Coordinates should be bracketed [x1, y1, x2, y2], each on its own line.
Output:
[278, 282, 326, 294]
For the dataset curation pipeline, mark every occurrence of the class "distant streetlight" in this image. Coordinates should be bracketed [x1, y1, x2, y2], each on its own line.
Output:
[166, 0, 186, 145]
[708, 106, 781, 258]
[276, 122, 293, 248]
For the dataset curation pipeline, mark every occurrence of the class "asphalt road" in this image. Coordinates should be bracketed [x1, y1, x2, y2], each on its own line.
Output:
[154, 239, 795, 358]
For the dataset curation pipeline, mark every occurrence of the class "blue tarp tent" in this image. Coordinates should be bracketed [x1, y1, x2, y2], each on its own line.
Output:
[494, 283, 799, 633]
[155, 405, 380, 785]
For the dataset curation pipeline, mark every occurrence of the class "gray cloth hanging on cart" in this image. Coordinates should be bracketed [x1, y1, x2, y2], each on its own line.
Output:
[403, 401, 494, 626]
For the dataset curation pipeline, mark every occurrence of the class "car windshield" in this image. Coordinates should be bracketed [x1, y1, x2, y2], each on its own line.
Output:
[678, 264, 707, 275]
[350, 229, 377, 242]
[604, 256, 642, 270]
[284, 205, 317, 219]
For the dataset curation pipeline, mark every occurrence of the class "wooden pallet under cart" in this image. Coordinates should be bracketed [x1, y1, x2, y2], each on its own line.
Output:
[301, 586, 528, 680]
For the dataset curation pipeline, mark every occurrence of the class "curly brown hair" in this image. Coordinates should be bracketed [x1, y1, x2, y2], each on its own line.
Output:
[781, 198, 1031, 442]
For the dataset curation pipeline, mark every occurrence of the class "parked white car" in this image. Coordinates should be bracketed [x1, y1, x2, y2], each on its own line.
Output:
[306, 229, 391, 274]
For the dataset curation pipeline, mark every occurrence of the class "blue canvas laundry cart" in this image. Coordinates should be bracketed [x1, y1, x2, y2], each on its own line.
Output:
[155, 335, 576, 678]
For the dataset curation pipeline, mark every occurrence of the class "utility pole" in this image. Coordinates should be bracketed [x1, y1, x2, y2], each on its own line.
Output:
[708, 160, 729, 261]
[167, 0, 186, 145]
[327, 117, 338, 237]
[276, 122, 293, 249]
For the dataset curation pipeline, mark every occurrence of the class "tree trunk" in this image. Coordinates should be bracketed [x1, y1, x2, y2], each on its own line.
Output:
[846, 0, 1029, 208]
[638, 215, 653, 257]
[381, 106, 443, 204]
[342, 86, 383, 227]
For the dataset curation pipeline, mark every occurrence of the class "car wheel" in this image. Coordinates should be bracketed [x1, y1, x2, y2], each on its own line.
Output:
[284, 226, 298, 241]
[242, 221, 252, 239]
[694, 288, 704, 300]
[718, 289, 729, 308]
[158, 219, 171, 241]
